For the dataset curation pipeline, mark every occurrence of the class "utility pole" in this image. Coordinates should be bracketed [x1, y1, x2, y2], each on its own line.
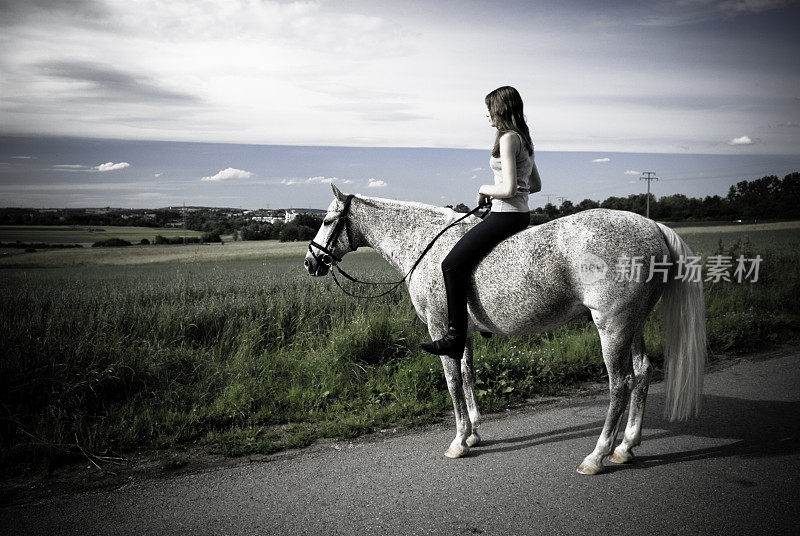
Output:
[640, 172, 659, 219]
[543, 193, 554, 205]
[556, 196, 567, 205]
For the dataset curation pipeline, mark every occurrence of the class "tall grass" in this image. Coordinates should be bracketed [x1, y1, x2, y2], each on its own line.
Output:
[1, 232, 798, 473]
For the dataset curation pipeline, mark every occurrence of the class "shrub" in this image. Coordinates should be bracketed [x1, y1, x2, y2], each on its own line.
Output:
[529, 213, 550, 225]
[91, 238, 132, 248]
[140, 238, 150, 245]
[202, 232, 222, 243]
[279, 224, 315, 242]
[154, 235, 201, 245]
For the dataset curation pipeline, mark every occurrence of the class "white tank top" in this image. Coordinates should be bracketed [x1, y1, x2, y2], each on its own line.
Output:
[489, 131, 535, 213]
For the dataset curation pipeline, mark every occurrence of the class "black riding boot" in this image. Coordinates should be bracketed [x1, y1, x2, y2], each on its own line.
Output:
[419, 269, 468, 360]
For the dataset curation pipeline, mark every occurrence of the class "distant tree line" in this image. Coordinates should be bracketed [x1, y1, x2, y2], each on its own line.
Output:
[4, 173, 797, 239]
[239, 214, 320, 242]
[0, 208, 183, 227]
[181, 211, 321, 242]
[0, 208, 324, 243]
[520, 172, 797, 224]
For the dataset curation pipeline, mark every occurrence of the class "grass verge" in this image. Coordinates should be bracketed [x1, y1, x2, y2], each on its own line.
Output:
[1, 231, 798, 473]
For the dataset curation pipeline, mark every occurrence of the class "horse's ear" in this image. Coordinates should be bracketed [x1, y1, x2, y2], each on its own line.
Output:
[331, 183, 346, 201]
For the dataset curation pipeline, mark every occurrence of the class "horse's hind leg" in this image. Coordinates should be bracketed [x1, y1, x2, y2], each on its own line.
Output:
[460, 336, 482, 447]
[610, 332, 651, 464]
[577, 316, 634, 475]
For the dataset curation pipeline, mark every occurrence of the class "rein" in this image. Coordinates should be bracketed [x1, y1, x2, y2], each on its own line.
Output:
[308, 196, 489, 299]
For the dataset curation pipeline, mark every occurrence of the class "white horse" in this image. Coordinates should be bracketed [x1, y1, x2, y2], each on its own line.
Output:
[305, 185, 707, 475]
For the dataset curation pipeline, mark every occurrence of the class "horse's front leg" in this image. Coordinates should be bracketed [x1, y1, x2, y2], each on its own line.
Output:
[441, 354, 471, 458]
[460, 335, 482, 447]
[430, 322, 472, 459]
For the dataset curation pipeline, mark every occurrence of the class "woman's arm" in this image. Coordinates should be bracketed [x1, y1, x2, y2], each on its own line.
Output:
[478, 132, 519, 201]
[529, 160, 542, 194]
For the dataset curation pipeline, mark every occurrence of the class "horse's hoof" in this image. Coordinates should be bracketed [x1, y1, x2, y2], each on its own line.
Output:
[609, 447, 634, 464]
[466, 432, 481, 447]
[445, 443, 469, 459]
[576, 459, 604, 475]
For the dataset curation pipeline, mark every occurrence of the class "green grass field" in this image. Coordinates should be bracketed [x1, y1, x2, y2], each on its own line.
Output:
[0, 225, 202, 245]
[680, 227, 800, 256]
[1, 223, 798, 474]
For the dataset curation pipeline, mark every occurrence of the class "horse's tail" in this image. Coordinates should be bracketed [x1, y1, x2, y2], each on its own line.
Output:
[655, 222, 707, 422]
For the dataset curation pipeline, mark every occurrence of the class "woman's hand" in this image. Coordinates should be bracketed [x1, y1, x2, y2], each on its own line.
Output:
[477, 192, 491, 207]
[529, 161, 542, 194]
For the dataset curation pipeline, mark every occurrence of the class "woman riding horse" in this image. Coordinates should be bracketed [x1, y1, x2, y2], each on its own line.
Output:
[419, 86, 542, 360]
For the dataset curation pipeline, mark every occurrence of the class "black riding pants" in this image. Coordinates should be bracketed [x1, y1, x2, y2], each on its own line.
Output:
[440, 211, 530, 331]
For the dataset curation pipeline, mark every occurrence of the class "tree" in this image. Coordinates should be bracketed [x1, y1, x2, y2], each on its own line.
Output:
[659, 194, 690, 220]
[279, 224, 315, 242]
[576, 199, 600, 212]
[293, 214, 323, 229]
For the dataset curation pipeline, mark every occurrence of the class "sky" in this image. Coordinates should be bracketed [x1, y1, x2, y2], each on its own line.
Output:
[1, 0, 799, 209]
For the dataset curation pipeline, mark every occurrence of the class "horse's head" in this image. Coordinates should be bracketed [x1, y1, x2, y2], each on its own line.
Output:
[304, 184, 357, 277]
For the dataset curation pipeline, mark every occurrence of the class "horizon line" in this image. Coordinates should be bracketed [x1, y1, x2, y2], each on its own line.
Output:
[1, 133, 795, 158]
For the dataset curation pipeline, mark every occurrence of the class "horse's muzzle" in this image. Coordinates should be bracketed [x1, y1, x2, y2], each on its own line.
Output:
[304, 253, 330, 277]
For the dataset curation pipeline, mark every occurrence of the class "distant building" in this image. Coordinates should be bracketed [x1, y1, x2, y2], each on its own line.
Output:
[250, 211, 299, 224]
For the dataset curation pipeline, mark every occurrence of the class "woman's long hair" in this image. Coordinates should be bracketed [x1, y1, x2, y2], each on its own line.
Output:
[485, 86, 533, 158]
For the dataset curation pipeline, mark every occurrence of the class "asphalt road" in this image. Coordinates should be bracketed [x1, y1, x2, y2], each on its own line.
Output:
[3, 351, 799, 536]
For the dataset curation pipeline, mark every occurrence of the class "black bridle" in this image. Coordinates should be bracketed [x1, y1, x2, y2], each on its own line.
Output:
[308, 194, 357, 267]
[308, 195, 489, 299]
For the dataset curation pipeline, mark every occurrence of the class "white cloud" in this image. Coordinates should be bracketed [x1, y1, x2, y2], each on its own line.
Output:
[281, 176, 354, 185]
[367, 178, 388, 188]
[11, 155, 35, 159]
[592, 157, 611, 163]
[471, 175, 478, 179]
[718, 0, 793, 14]
[0, 0, 797, 154]
[154, 172, 162, 177]
[201, 167, 253, 181]
[96, 162, 130, 172]
[53, 164, 89, 169]
[624, 170, 640, 175]
[727, 135, 753, 145]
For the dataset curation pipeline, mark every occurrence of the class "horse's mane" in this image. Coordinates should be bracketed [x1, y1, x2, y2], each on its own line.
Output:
[353, 194, 478, 226]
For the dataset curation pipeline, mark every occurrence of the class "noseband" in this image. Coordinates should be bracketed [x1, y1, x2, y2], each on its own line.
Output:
[308, 194, 356, 267]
